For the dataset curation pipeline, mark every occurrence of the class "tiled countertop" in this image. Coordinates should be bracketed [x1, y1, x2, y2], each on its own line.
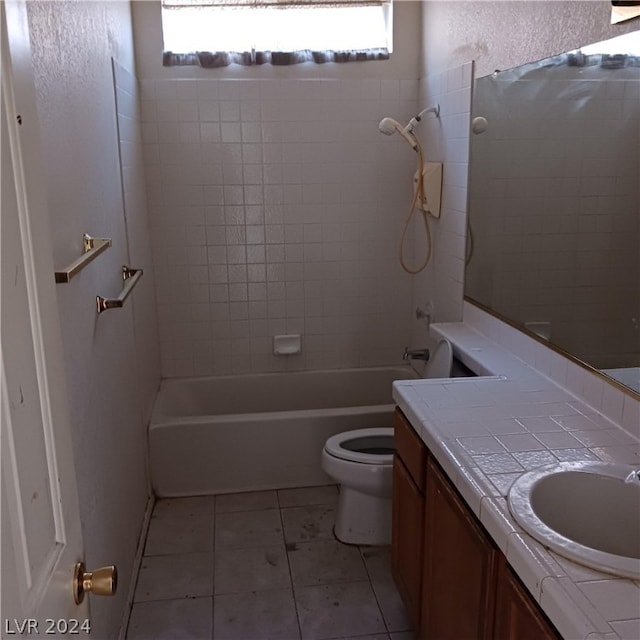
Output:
[392, 322, 640, 640]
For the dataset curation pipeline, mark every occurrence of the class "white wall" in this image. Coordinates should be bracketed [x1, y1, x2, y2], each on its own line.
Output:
[25, 3, 159, 637]
[421, 1, 640, 81]
[132, 1, 424, 376]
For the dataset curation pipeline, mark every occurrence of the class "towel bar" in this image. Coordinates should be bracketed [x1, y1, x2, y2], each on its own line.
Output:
[96, 266, 143, 314]
[55, 234, 112, 283]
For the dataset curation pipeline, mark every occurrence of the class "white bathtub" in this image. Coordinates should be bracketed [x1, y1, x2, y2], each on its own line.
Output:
[149, 365, 418, 496]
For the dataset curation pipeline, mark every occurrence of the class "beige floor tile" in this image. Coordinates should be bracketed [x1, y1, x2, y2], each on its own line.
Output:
[277, 486, 338, 508]
[288, 539, 368, 588]
[213, 588, 300, 640]
[153, 496, 215, 519]
[134, 552, 213, 602]
[215, 508, 284, 549]
[214, 544, 291, 594]
[360, 546, 392, 582]
[281, 505, 336, 544]
[389, 633, 417, 640]
[144, 514, 214, 556]
[130, 493, 415, 640]
[360, 547, 411, 632]
[295, 581, 386, 640]
[334, 636, 390, 640]
[215, 490, 279, 513]
[369, 577, 412, 633]
[126, 597, 213, 640]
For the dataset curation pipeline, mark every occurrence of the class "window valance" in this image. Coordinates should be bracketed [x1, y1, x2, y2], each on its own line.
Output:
[161, 0, 392, 67]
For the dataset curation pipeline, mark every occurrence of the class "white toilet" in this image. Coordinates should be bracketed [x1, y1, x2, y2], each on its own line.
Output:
[321, 427, 395, 545]
[321, 339, 453, 545]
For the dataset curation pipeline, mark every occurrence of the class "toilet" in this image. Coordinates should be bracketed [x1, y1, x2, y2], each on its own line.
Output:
[321, 427, 395, 545]
[321, 339, 453, 545]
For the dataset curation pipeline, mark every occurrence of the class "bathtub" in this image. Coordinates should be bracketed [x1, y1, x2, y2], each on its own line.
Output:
[149, 365, 418, 496]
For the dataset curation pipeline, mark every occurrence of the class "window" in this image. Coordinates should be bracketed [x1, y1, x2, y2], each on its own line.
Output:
[161, 0, 392, 67]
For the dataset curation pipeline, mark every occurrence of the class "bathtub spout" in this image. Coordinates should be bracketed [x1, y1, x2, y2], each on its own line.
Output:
[403, 348, 430, 362]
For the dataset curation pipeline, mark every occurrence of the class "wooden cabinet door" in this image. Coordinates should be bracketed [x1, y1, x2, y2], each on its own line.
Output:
[421, 459, 498, 640]
[392, 455, 424, 629]
[494, 557, 561, 640]
[394, 409, 427, 492]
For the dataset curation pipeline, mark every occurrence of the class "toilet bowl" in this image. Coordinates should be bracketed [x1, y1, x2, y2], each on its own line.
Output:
[321, 339, 454, 545]
[321, 427, 395, 545]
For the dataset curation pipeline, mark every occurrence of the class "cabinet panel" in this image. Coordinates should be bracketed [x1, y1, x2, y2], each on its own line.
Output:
[392, 455, 424, 629]
[421, 458, 498, 640]
[494, 557, 561, 640]
[394, 409, 427, 491]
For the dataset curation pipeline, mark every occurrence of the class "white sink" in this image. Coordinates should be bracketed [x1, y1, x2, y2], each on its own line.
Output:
[508, 461, 640, 579]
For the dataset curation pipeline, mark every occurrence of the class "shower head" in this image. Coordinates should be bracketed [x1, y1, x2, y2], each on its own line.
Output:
[378, 116, 401, 136]
[378, 117, 418, 151]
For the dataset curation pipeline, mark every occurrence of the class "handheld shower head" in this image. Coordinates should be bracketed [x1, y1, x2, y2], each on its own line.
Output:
[378, 117, 399, 136]
[378, 117, 419, 151]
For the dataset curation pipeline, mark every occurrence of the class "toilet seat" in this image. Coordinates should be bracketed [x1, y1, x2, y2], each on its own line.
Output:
[324, 427, 394, 465]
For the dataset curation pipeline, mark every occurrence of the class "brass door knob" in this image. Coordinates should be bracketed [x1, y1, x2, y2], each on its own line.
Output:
[73, 562, 118, 604]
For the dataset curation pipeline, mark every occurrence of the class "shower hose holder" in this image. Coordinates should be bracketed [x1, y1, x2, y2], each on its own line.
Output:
[414, 162, 443, 218]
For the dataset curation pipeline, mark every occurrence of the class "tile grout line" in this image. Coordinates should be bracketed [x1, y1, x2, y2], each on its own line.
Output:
[276, 489, 304, 640]
[358, 546, 393, 637]
[211, 494, 217, 640]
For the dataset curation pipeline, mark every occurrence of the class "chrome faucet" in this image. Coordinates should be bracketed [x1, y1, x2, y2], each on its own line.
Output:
[403, 347, 430, 362]
[624, 469, 640, 484]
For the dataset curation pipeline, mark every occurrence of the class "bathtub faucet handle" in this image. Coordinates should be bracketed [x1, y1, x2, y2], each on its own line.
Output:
[403, 347, 430, 362]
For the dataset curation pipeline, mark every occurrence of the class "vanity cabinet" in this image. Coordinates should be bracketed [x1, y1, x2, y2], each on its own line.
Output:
[421, 457, 498, 640]
[391, 409, 427, 629]
[494, 556, 562, 640]
[392, 408, 560, 640]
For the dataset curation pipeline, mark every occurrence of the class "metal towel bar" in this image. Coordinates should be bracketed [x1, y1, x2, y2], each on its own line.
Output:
[96, 266, 143, 314]
[55, 234, 112, 283]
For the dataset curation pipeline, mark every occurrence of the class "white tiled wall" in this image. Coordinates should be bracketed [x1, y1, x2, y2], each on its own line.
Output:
[409, 62, 473, 348]
[141, 78, 419, 376]
[466, 64, 640, 370]
[113, 60, 161, 420]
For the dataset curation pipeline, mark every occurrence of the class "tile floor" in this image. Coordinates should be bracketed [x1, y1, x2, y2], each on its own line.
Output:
[126, 485, 415, 640]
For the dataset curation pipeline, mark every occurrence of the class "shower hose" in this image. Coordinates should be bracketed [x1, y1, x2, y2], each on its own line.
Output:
[399, 140, 432, 274]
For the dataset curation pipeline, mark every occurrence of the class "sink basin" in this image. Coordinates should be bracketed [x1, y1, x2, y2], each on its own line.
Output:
[508, 461, 640, 579]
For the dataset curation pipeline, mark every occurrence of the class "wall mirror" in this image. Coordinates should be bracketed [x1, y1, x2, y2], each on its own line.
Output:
[465, 31, 640, 397]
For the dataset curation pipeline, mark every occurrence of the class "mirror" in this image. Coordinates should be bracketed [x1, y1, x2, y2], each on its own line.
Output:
[465, 31, 640, 397]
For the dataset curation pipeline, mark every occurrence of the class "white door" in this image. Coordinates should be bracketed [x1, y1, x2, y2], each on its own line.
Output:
[1, 1, 91, 635]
